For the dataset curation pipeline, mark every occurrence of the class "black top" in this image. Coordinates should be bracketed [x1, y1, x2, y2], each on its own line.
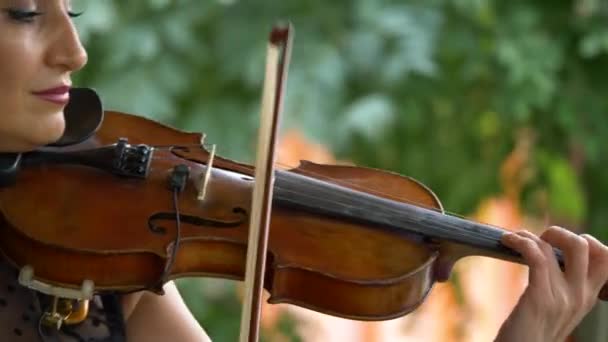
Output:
[0, 260, 126, 341]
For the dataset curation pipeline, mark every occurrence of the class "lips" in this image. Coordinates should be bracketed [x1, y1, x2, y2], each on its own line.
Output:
[32, 85, 71, 105]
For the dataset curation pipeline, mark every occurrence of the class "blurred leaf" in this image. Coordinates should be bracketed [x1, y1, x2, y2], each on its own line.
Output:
[539, 153, 587, 222]
[580, 28, 608, 58]
[340, 94, 395, 144]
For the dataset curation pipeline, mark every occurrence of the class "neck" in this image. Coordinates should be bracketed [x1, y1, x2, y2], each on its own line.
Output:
[273, 170, 535, 263]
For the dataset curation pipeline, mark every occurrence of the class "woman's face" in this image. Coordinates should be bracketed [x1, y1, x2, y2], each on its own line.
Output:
[0, 0, 87, 152]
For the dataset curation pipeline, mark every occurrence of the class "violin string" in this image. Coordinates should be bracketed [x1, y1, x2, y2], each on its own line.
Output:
[142, 133, 508, 239]
[198, 142, 510, 244]
[268, 159, 511, 240]
[275, 167, 555, 262]
[195, 141, 446, 213]
[160, 143, 508, 247]
[273, 173, 506, 249]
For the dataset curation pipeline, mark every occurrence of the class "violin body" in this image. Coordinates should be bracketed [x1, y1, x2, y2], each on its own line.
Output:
[0, 110, 449, 321]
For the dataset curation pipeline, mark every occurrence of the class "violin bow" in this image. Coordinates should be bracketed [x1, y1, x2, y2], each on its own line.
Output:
[238, 23, 293, 342]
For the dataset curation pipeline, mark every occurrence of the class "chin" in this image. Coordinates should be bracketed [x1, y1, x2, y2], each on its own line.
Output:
[41, 119, 66, 145]
[0, 109, 66, 152]
[27, 112, 66, 148]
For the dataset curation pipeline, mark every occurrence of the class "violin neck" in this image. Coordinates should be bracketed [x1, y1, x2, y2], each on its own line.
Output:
[274, 171, 561, 265]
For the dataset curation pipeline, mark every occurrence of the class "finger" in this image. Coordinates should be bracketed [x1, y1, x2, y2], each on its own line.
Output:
[518, 230, 562, 274]
[433, 256, 454, 283]
[541, 226, 589, 285]
[502, 232, 551, 288]
[580, 234, 608, 292]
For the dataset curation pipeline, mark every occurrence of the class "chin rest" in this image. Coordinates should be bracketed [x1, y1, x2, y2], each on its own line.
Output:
[48, 87, 104, 147]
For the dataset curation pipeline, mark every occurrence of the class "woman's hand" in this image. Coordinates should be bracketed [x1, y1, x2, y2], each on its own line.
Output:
[495, 226, 608, 342]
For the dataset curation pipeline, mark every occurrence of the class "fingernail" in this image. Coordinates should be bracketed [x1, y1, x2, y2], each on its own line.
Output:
[502, 233, 517, 240]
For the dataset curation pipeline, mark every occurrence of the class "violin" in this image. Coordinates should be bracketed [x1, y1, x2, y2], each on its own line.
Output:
[0, 25, 605, 338]
[2, 98, 607, 317]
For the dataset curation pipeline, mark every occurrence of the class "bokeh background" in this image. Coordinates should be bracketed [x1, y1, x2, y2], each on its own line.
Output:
[71, 0, 608, 341]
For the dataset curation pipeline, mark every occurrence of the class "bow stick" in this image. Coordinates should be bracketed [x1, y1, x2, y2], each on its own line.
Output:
[238, 23, 293, 342]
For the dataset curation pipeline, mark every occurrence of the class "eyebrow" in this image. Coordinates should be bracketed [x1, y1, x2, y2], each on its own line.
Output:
[5, 0, 36, 9]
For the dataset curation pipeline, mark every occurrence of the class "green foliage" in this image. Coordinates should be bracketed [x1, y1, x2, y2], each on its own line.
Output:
[72, 0, 608, 339]
[536, 152, 587, 222]
[176, 279, 242, 341]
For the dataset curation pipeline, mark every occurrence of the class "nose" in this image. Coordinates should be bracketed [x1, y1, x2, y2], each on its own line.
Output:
[45, 14, 88, 74]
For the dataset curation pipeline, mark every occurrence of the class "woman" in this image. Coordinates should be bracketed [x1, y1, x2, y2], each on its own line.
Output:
[0, 1, 606, 341]
[0, 1, 210, 341]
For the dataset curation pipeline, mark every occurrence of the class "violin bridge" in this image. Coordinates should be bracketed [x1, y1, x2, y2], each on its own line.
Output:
[197, 144, 216, 201]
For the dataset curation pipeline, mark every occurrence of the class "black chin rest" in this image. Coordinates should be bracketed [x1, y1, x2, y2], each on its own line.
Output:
[48, 87, 104, 147]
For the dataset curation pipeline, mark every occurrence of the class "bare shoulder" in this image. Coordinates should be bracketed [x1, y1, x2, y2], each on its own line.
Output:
[121, 281, 212, 342]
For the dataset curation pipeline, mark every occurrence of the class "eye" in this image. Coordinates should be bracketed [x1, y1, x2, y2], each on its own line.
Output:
[68, 0, 87, 19]
[3, 8, 42, 23]
[67, 10, 83, 19]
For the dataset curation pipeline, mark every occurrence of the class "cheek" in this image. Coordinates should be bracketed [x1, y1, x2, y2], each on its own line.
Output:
[0, 28, 65, 151]
[0, 36, 26, 123]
